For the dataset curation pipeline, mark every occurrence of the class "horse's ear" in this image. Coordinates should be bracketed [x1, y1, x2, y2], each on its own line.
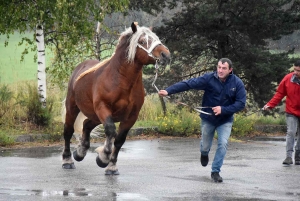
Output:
[131, 22, 138, 33]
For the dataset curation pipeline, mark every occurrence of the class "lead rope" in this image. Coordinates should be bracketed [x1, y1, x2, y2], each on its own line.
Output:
[151, 60, 161, 93]
[151, 61, 212, 115]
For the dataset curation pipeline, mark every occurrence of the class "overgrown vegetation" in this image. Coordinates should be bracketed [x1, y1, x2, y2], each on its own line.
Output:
[137, 94, 200, 136]
[17, 83, 53, 126]
[140, 95, 286, 138]
[254, 114, 286, 125]
[0, 82, 63, 146]
[0, 85, 13, 120]
[0, 131, 14, 146]
[0, 82, 287, 147]
[232, 114, 256, 136]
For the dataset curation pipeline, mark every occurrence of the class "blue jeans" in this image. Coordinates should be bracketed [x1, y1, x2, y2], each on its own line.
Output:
[285, 113, 300, 158]
[200, 119, 233, 173]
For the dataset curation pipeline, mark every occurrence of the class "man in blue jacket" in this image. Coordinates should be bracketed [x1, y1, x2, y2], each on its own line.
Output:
[158, 58, 246, 182]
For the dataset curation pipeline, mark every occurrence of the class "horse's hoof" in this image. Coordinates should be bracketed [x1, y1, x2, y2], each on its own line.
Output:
[96, 156, 108, 168]
[105, 170, 120, 175]
[73, 150, 84, 162]
[62, 163, 76, 169]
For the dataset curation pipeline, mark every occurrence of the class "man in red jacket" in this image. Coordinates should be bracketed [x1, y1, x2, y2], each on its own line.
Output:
[263, 60, 300, 165]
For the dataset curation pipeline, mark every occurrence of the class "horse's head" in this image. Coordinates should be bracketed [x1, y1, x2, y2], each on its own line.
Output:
[125, 22, 171, 66]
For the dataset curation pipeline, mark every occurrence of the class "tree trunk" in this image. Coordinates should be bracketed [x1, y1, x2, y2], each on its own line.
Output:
[95, 22, 101, 61]
[36, 25, 47, 107]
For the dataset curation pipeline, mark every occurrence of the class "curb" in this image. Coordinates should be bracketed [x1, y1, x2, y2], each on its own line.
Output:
[14, 127, 159, 143]
[254, 136, 286, 141]
[14, 134, 51, 142]
[13, 125, 287, 143]
[253, 125, 286, 133]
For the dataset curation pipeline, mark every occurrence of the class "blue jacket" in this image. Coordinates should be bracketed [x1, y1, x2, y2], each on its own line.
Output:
[166, 71, 246, 126]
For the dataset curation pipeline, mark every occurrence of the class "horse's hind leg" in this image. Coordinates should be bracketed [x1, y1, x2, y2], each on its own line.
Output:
[62, 108, 79, 169]
[73, 119, 98, 162]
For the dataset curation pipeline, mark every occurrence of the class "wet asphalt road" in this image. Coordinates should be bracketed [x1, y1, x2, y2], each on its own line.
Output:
[0, 138, 300, 201]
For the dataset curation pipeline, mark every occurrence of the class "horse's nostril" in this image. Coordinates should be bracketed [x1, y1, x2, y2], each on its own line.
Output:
[160, 52, 170, 63]
[162, 52, 170, 60]
[161, 52, 167, 58]
[159, 54, 171, 66]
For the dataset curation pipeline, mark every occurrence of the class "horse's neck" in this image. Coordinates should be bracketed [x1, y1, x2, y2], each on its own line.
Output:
[118, 62, 143, 84]
[111, 52, 144, 85]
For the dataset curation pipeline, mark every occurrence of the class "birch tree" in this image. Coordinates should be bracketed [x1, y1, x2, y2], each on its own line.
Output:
[36, 25, 47, 106]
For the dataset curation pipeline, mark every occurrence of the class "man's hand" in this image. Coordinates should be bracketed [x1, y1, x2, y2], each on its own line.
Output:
[263, 105, 270, 110]
[212, 106, 221, 115]
[158, 90, 168, 97]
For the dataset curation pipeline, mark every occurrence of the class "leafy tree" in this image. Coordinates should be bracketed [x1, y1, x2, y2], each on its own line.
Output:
[131, 0, 300, 109]
[0, 0, 129, 88]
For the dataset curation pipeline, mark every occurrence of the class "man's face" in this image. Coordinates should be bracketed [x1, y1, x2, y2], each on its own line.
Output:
[294, 66, 300, 79]
[217, 61, 232, 81]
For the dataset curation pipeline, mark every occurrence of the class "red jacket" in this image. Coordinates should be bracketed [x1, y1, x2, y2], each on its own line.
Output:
[267, 72, 300, 117]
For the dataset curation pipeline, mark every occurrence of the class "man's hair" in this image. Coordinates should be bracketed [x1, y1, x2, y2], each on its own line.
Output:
[294, 60, 300, 67]
[219, 58, 233, 69]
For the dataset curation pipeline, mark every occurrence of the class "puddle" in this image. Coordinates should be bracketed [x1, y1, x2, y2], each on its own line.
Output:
[0, 146, 62, 158]
[114, 192, 149, 200]
[286, 192, 300, 196]
[0, 187, 92, 197]
[0, 188, 151, 200]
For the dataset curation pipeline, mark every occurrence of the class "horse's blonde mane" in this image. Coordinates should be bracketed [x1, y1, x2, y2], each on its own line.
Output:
[120, 26, 161, 63]
[76, 57, 111, 81]
[76, 25, 161, 81]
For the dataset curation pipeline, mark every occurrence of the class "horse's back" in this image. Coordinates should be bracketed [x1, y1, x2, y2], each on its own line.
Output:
[70, 60, 100, 84]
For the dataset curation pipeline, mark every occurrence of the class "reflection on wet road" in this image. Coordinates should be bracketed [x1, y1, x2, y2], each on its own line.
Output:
[0, 187, 92, 197]
[0, 146, 63, 158]
[0, 138, 300, 201]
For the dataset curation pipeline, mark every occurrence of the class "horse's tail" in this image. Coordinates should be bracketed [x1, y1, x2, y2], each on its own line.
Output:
[61, 98, 87, 135]
[61, 98, 67, 124]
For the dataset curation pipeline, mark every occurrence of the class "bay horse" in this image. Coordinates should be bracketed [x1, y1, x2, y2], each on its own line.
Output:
[62, 22, 171, 175]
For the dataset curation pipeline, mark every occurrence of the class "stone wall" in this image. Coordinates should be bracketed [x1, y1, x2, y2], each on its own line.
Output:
[253, 125, 286, 133]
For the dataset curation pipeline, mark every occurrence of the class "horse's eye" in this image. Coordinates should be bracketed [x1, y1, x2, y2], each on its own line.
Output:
[139, 40, 146, 45]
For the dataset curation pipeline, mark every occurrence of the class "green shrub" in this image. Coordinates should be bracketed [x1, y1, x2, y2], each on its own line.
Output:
[232, 113, 256, 136]
[0, 84, 13, 122]
[16, 83, 53, 126]
[156, 109, 200, 136]
[138, 93, 164, 121]
[0, 131, 15, 146]
[137, 94, 200, 136]
[44, 121, 63, 142]
[255, 114, 286, 125]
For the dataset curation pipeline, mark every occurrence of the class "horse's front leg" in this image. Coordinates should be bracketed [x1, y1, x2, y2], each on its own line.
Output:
[104, 120, 136, 175]
[104, 129, 129, 175]
[73, 119, 97, 162]
[95, 116, 117, 169]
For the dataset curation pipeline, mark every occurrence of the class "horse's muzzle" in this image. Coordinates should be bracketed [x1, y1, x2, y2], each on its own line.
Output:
[158, 51, 171, 66]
